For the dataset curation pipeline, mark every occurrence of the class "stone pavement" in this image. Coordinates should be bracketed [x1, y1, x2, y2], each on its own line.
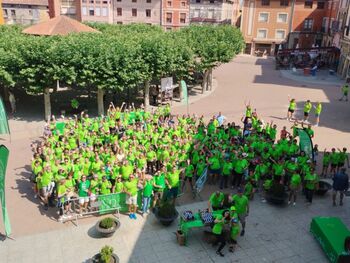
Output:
[2, 189, 348, 263]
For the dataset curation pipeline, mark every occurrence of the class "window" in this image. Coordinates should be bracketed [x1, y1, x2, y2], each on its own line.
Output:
[117, 21, 123, 24]
[132, 0, 136, 2]
[89, 0, 94, 3]
[181, 1, 186, 7]
[257, 29, 267, 38]
[96, 0, 100, 3]
[29, 9, 33, 15]
[10, 9, 16, 17]
[166, 27, 172, 31]
[258, 12, 269, 22]
[82, 7, 87, 15]
[167, 1, 172, 7]
[304, 1, 313, 8]
[82, 0, 86, 2]
[277, 13, 287, 23]
[95, 7, 100, 16]
[194, 9, 200, 17]
[102, 7, 107, 16]
[317, 1, 324, 9]
[275, 30, 285, 39]
[261, 0, 270, 6]
[280, 0, 288, 6]
[117, 0, 121, 2]
[89, 8, 94, 16]
[196, 0, 200, 3]
[180, 13, 186, 23]
[210, 0, 215, 3]
[3, 9, 8, 17]
[303, 18, 313, 30]
[132, 8, 137, 16]
[102, 0, 108, 3]
[146, 0, 151, 2]
[166, 12, 172, 23]
[208, 9, 214, 19]
[117, 7, 122, 16]
[146, 9, 151, 17]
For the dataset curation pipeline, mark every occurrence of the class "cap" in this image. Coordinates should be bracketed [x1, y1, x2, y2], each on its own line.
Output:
[230, 206, 236, 211]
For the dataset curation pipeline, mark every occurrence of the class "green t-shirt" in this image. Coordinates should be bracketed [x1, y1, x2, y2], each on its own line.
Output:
[209, 156, 221, 170]
[167, 171, 180, 188]
[78, 180, 90, 197]
[209, 192, 224, 208]
[100, 180, 112, 195]
[124, 179, 138, 196]
[143, 179, 153, 197]
[305, 173, 318, 190]
[232, 194, 248, 215]
[304, 102, 312, 113]
[222, 162, 233, 176]
[120, 165, 133, 180]
[212, 214, 224, 235]
[235, 159, 248, 174]
[89, 179, 99, 194]
[154, 174, 166, 192]
[41, 172, 53, 187]
[185, 164, 194, 178]
[290, 174, 301, 187]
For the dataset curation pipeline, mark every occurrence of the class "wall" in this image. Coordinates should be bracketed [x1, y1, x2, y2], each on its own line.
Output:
[292, 0, 327, 32]
[241, 0, 291, 43]
[189, 0, 234, 24]
[2, 0, 49, 24]
[162, 0, 189, 29]
[0, 0, 4, 24]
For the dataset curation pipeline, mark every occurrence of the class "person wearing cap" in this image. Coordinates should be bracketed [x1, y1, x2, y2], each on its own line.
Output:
[304, 168, 319, 204]
[229, 215, 240, 253]
[212, 212, 227, 257]
[232, 188, 249, 236]
[208, 191, 224, 212]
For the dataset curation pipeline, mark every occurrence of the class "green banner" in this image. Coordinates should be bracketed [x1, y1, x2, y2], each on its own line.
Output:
[0, 98, 10, 135]
[98, 191, 142, 215]
[0, 145, 11, 236]
[297, 128, 314, 161]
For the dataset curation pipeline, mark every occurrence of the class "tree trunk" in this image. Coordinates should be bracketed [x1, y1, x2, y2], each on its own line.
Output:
[208, 68, 213, 90]
[178, 80, 183, 102]
[97, 88, 104, 116]
[44, 88, 51, 121]
[3, 86, 9, 102]
[202, 70, 209, 94]
[144, 80, 150, 111]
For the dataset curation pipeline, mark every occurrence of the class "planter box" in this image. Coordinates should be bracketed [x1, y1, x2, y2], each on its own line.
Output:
[95, 219, 120, 238]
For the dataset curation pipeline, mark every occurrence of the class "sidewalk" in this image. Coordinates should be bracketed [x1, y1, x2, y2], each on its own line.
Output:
[2, 191, 348, 263]
[280, 69, 344, 87]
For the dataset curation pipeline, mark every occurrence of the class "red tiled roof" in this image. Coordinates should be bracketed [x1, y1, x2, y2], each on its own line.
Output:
[22, 15, 100, 36]
[2, 0, 48, 6]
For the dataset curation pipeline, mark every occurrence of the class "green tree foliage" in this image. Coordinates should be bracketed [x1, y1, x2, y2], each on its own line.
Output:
[0, 23, 244, 113]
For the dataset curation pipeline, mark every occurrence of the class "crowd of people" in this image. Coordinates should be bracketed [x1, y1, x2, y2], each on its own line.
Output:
[30, 101, 349, 255]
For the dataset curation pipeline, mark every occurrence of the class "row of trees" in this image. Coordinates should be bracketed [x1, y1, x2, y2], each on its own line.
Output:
[0, 24, 245, 120]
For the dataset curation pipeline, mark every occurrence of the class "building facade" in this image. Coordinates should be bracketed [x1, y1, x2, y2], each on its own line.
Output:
[0, 0, 4, 24]
[161, 0, 189, 30]
[241, 0, 293, 55]
[189, 0, 234, 25]
[337, 0, 350, 78]
[48, 0, 81, 20]
[2, 0, 49, 24]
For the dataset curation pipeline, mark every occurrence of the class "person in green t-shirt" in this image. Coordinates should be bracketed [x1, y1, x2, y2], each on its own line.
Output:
[229, 215, 240, 253]
[153, 171, 165, 207]
[124, 174, 139, 219]
[78, 175, 90, 214]
[208, 191, 224, 211]
[304, 170, 319, 204]
[57, 179, 68, 221]
[303, 100, 312, 122]
[220, 160, 232, 189]
[142, 177, 153, 214]
[339, 83, 349, 101]
[288, 172, 301, 206]
[89, 174, 100, 205]
[232, 188, 249, 236]
[313, 102, 322, 126]
[321, 150, 330, 177]
[114, 177, 124, 193]
[208, 154, 221, 185]
[165, 167, 180, 204]
[337, 147, 349, 172]
[212, 212, 228, 257]
[182, 160, 194, 193]
[329, 148, 338, 175]
[287, 97, 296, 120]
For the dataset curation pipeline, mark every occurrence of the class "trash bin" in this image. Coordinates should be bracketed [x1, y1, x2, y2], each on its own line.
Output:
[304, 68, 311, 76]
[176, 230, 186, 246]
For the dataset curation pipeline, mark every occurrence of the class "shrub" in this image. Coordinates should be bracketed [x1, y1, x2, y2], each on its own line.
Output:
[100, 217, 115, 229]
[100, 245, 113, 263]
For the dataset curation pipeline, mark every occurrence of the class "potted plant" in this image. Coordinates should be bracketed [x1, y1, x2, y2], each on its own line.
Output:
[91, 245, 119, 263]
[266, 181, 288, 205]
[95, 217, 120, 238]
[154, 201, 179, 226]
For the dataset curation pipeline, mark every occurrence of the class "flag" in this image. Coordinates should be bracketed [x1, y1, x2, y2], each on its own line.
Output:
[0, 145, 11, 236]
[0, 98, 10, 135]
[297, 128, 314, 161]
[181, 80, 188, 106]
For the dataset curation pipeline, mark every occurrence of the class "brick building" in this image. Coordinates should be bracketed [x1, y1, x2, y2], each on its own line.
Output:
[161, 0, 189, 30]
[2, 0, 49, 25]
[0, 0, 4, 23]
[189, 0, 235, 25]
[337, 0, 350, 78]
[241, 0, 293, 55]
